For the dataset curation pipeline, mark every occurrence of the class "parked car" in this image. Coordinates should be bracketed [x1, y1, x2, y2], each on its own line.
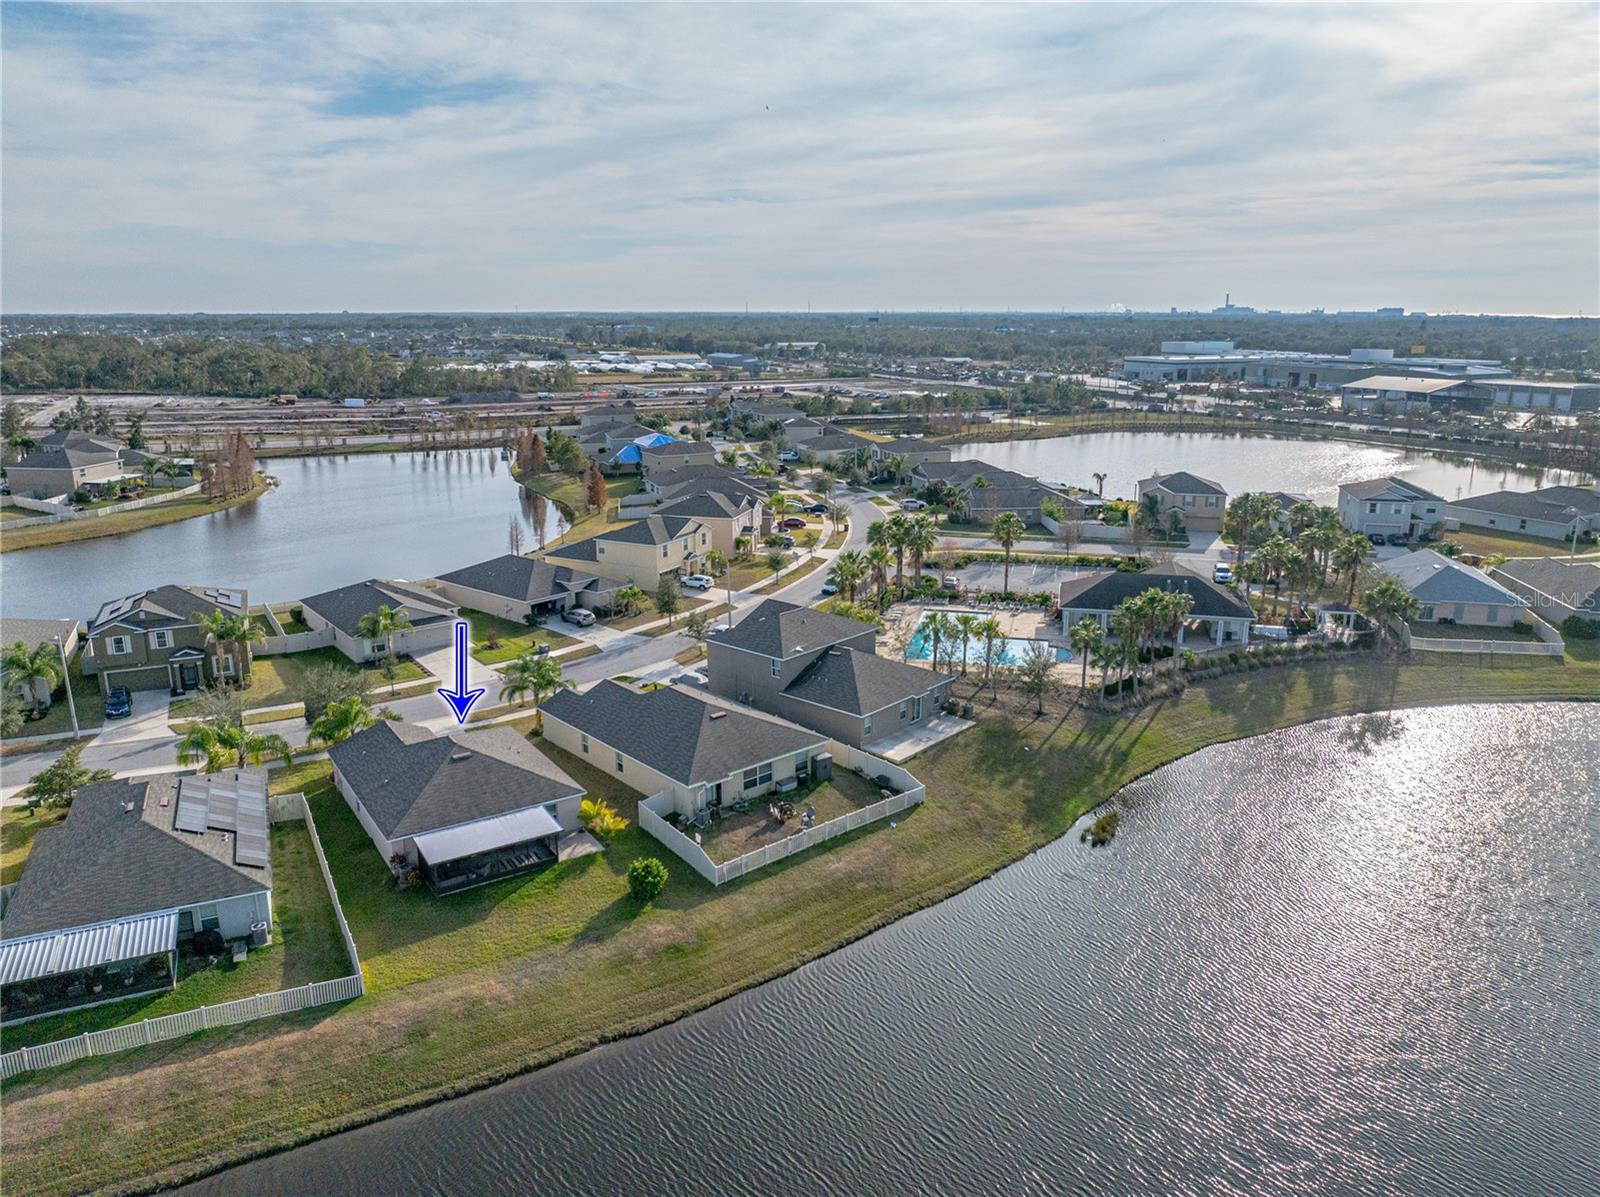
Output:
[1367, 532, 1388, 546]
[777, 450, 799, 462]
[675, 669, 709, 687]
[681, 574, 715, 590]
[802, 502, 829, 514]
[779, 517, 807, 530]
[774, 534, 796, 548]
[562, 608, 596, 626]
[820, 580, 838, 596]
[1386, 533, 1411, 546]
[1212, 563, 1234, 584]
[901, 498, 927, 510]
[104, 687, 132, 719]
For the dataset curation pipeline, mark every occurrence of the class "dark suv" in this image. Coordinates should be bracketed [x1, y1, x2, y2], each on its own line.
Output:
[104, 687, 132, 719]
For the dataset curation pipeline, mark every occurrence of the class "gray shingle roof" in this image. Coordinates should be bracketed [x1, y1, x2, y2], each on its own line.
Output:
[1142, 470, 1227, 497]
[1446, 485, 1600, 522]
[0, 777, 270, 939]
[641, 440, 717, 460]
[1494, 558, 1600, 614]
[597, 514, 702, 546]
[710, 598, 876, 658]
[14, 431, 125, 471]
[1, 617, 78, 652]
[782, 647, 945, 716]
[1058, 569, 1255, 620]
[545, 538, 601, 563]
[328, 721, 585, 840]
[300, 579, 456, 637]
[90, 584, 248, 635]
[542, 681, 825, 785]
[1340, 476, 1442, 503]
[654, 491, 752, 521]
[1379, 551, 1527, 606]
[435, 555, 599, 602]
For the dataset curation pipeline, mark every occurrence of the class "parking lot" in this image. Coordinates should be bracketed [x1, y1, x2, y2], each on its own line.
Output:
[948, 560, 1098, 595]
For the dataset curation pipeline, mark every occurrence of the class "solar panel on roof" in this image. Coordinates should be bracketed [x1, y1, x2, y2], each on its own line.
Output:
[233, 790, 270, 868]
[173, 783, 209, 833]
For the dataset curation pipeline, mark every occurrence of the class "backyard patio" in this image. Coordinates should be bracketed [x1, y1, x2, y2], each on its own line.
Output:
[690, 768, 890, 864]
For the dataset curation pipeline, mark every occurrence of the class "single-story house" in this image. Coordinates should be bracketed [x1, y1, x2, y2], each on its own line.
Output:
[910, 460, 1067, 526]
[1492, 558, 1600, 628]
[780, 417, 828, 448]
[642, 463, 772, 502]
[327, 721, 587, 895]
[1378, 550, 1529, 626]
[579, 401, 641, 428]
[542, 514, 709, 587]
[1136, 471, 1228, 532]
[1444, 485, 1600, 543]
[542, 680, 829, 819]
[432, 555, 617, 622]
[1, 616, 79, 710]
[706, 599, 952, 748]
[792, 428, 873, 465]
[300, 579, 459, 664]
[3, 430, 153, 500]
[0, 771, 273, 1024]
[81, 584, 250, 695]
[1059, 569, 1256, 646]
[1337, 477, 1445, 538]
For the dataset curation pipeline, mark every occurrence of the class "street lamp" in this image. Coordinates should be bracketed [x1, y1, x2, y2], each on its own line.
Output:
[52, 633, 79, 738]
[1564, 506, 1581, 560]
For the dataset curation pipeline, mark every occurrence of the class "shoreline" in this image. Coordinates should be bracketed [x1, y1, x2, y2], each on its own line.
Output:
[0, 475, 272, 553]
[6, 660, 1592, 1197]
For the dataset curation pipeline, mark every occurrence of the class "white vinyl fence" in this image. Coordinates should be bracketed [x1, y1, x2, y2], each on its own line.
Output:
[0, 793, 364, 1081]
[637, 745, 926, 886]
[1404, 618, 1565, 657]
[0, 484, 201, 528]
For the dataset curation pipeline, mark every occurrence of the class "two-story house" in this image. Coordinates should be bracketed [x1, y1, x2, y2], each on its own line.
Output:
[653, 490, 764, 556]
[5, 430, 152, 501]
[81, 584, 249, 695]
[706, 599, 951, 748]
[868, 436, 953, 479]
[910, 460, 1066, 527]
[1136, 471, 1228, 533]
[1336, 477, 1445, 539]
[639, 439, 719, 474]
[542, 514, 710, 587]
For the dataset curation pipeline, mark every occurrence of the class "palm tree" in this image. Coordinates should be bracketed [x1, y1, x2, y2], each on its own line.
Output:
[613, 585, 648, 618]
[3, 640, 62, 718]
[926, 610, 962, 674]
[882, 513, 912, 594]
[1158, 590, 1194, 673]
[992, 512, 1028, 595]
[1334, 533, 1370, 605]
[976, 615, 1004, 693]
[355, 604, 413, 694]
[309, 694, 375, 748]
[954, 612, 981, 676]
[1287, 500, 1320, 537]
[1109, 600, 1146, 695]
[905, 515, 938, 587]
[1068, 617, 1104, 691]
[867, 545, 893, 605]
[199, 610, 251, 687]
[1251, 534, 1294, 616]
[176, 722, 293, 773]
[1092, 471, 1107, 497]
[826, 501, 849, 542]
[499, 651, 574, 713]
[828, 549, 867, 602]
[1359, 579, 1423, 650]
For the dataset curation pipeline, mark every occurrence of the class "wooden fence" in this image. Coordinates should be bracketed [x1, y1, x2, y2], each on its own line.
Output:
[0, 793, 364, 1081]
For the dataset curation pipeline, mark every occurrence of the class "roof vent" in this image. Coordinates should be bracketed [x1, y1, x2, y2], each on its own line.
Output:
[450, 750, 473, 761]
[122, 801, 136, 813]
[709, 711, 728, 720]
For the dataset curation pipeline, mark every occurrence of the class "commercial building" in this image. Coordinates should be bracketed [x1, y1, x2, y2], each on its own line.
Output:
[1121, 342, 1508, 389]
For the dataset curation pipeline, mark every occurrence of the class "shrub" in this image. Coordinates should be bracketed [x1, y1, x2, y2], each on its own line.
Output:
[627, 856, 669, 903]
[1561, 614, 1598, 640]
[580, 797, 627, 840]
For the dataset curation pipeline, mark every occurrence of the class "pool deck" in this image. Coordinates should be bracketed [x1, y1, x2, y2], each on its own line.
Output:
[896, 606, 1072, 661]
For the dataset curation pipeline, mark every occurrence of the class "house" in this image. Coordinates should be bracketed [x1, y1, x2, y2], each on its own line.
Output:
[542, 680, 829, 819]
[327, 721, 587, 895]
[542, 515, 710, 587]
[575, 421, 660, 456]
[643, 463, 771, 501]
[1059, 569, 1255, 646]
[730, 400, 804, 426]
[432, 555, 618, 623]
[653, 489, 764, 556]
[779, 417, 827, 447]
[4, 430, 153, 500]
[1493, 558, 1600, 629]
[1378, 550, 1528, 626]
[706, 599, 952, 748]
[1263, 491, 1315, 534]
[81, 584, 249, 695]
[1444, 486, 1600, 543]
[299, 579, 458, 663]
[0, 772, 273, 1023]
[1, 616, 78, 710]
[579, 401, 641, 428]
[1136, 471, 1228, 533]
[911, 460, 1067, 526]
[639, 439, 719, 474]
[1337, 477, 1445, 538]
[791, 426, 873, 465]
[868, 437, 952, 478]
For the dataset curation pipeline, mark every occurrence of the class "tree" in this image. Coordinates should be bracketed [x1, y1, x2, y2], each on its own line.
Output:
[527, 431, 548, 475]
[1069, 617, 1105, 691]
[827, 501, 850, 541]
[654, 575, 681, 627]
[498, 651, 573, 711]
[21, 744, 113, 811]
[3, 640, 62, 717]
[866, 545, 893, 604]
[703, 548, 732, 627]
[1334, 533, 1371, 605]
[881, 513, 912, 593]
[299, 661, 372, 725]
[309, 694, 376, 749]
[1, 689, 26, 738]
[584, 462, 609, 513]
[682, 609, 713, 657]
[992, 512, 1028, 595]
[613, 585, 648, 618]
[507, 515, 525, 556]
[976, 616, 1005, 693]
[176, 721, 293, 773]
[905, 515, 938, 587]
[953, 612, 981, 676]
[923, 610, 955, 674]
[1359, 578, 1423, 649]
[355, 604, 413, 695]
[580, 797, 627, 841]
[765, 547, 788, 584]
[627, 856, 669, 903]
[1014, 641, 1059, 715]
[1155, 589, 1194, 673]
[1092, 471, 1107, 497]
[828, 549, 868, 603]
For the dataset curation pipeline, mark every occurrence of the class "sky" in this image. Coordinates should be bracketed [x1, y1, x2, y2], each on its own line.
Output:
[2, 2, 1597, 315]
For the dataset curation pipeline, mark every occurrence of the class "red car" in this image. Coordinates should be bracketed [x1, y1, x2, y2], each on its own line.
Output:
[779, 517, 808, 530]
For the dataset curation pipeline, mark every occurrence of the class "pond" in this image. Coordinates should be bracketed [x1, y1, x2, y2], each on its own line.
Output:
[178, 703, 1599, 1197]
[951, 429, 1588, 505]
[1, 450, 564, 619]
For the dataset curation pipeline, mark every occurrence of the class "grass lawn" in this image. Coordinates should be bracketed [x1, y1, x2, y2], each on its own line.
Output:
[697, 769, 886, 863]
[1, 805, 67, 885]
[523, 472, 644, 535]
[2, 651, 104, 741]
[1407, 620, 1542, 642]
[0, 818, 350, 1048]
[755, 555, 828, 594]
[270, 605, 312, 635]
[7, 652, 1597, 1195]
[1436, 529, 1595, 560]
[0, 506, 34, 522]
[729, 555, 791, 589]
[168, 648, 432, 716]
[641, 602, 730, 636]
[0, 476, 269, 552]
[465, 611, 579, 665]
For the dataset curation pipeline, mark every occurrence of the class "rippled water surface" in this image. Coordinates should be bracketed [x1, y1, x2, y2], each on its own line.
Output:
[182, 705, 1599, 1197]
[1, 450, 561, 618]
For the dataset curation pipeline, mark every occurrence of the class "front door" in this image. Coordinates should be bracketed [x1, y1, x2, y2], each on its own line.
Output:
[179, 663, 200, 690]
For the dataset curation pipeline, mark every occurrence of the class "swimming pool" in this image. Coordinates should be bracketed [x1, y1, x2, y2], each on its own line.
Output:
[904, 613, 1073, 665]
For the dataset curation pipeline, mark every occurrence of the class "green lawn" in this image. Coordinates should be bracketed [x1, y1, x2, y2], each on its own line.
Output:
[0, 819, 351, 1047]
[2, 650, 103, 740]
[522, 472, 644, 534]
[1407, 620, 1542, 642]
[0, 476, 268, 552]
[270, 605, 312, 634]
[168, 648, 432, 716]
[1435, 529, 1596, 560]
[465, 611, 579, 665]
[7, 652, 1597, 1195]
[1, 805, 67, 885]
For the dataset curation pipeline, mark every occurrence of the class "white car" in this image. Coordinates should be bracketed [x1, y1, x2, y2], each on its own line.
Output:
[1212, 563, 1234, 584]
[901, 498, 927, 511]
[562, 607, 596, 626]
[777, 450, 799, 462]
[681, 574, 715, 590]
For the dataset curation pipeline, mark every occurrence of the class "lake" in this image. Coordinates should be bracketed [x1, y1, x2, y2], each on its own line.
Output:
[0, 450, 564, 619]
[179, 703, 1599, 1197]
[952, 430, 1587, 506]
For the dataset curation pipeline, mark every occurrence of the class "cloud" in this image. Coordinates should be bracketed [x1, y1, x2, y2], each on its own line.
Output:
[2, 1, 1595, 314]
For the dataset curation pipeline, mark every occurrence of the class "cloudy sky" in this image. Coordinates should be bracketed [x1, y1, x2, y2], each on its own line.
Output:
[3, 2, 1596, 315]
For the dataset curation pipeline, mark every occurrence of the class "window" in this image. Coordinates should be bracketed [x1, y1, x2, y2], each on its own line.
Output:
[220, 655, 235, 676]
[615, 750, 624, 773]
[1205, 496, 1218, 507]
[580, 733, 589, 755]
[863, 714, 873, 738]
[899, 701, 908, 721]
[794, 750, 810, 777]
[912, 695, 923, 722]
[743, 762, 772, 791]
[771, 658, 781, 678]
[1486, 605, 1500, 624]
[662, 544, 669, 558]
[1419, 605, 1434, 621]
[108, 635, 131, 655]
[1368, 502, 1378, 514]
[1518, 520, 1527, 531]
[150, 630, 173, 650]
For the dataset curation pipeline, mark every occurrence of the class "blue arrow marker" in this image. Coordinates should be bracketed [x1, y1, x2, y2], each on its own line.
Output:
[436, 620, 486, 724]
